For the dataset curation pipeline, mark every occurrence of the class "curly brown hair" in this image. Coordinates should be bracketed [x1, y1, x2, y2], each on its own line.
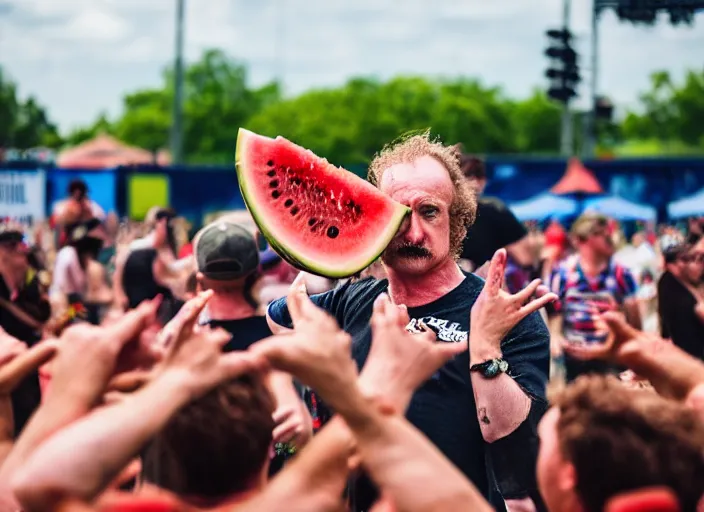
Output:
[552, 376, 704, 512]
[368, 132, 476, 259]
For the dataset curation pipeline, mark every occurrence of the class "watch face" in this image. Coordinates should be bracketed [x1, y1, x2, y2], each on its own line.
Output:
[498, 360, 509, 373]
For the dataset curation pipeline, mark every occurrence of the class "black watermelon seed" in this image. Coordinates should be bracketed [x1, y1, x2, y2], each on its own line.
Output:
[284, 199, 293, 207]
[290, 206, 299, 216]
[326, 226, 339, 239]
[272, 190, 280, 199]
[269, 180, 279, 188]
[308, 218, 316, 226]
[267, 170, 276, 177]
[267, 160, 274, 166]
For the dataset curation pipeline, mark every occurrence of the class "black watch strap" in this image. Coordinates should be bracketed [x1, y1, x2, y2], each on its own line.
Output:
[470, 358, 509, 379]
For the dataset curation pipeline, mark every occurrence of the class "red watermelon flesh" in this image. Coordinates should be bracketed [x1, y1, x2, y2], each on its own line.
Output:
[235, 129, 410, 278]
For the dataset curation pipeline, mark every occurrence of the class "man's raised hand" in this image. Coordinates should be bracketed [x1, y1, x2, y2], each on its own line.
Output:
[470, 249, 557, 353]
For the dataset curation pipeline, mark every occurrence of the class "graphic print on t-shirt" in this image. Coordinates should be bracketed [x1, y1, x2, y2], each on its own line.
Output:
[406, 316, 468, 342]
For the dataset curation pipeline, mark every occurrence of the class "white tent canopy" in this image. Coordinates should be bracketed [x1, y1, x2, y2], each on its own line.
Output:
[509, 193, 578, 221]
[667, 188, 704, 219]
[583, 195, 656, 222]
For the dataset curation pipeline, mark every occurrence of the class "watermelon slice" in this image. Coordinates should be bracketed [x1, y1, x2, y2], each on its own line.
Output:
[235, 129, 410, 278]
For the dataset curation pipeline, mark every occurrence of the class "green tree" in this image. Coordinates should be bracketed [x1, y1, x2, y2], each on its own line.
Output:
[0, 66, 62, 149]
[621, 69, 704, 152]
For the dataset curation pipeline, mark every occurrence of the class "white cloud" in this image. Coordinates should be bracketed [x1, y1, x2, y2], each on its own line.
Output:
[0, 0, 702, 131]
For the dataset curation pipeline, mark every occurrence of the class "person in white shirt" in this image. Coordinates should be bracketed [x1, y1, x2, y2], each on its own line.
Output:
[50, 219, 106, 307]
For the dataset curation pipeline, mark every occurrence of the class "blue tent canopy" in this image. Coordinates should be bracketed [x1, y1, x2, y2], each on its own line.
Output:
[583, 195, 656, 222]
[667, 188, 704, 219]
[509, 193, 578, 221]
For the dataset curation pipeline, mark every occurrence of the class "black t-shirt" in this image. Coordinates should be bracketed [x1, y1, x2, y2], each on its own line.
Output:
[461, 197, 528, 269]
[658, 271, 704, 360]
[268, 274, 550, 507]
[206, 316, 272, 352]
[0, 273, 51, 436]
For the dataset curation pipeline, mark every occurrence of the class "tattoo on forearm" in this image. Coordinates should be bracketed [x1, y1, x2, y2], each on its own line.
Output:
[479, 407, 491, 425]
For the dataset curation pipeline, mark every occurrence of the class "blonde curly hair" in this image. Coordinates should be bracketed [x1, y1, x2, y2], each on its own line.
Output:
[368, 132, 476, 259]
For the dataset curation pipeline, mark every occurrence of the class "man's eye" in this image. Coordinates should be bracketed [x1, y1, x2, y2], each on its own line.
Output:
[420, 207, 438, 218]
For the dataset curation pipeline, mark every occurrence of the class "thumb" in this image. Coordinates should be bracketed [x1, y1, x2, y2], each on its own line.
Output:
[602, 311, 640, 343]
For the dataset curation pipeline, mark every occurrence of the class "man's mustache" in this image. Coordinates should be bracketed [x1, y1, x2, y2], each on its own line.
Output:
[394, 243, 433, 259]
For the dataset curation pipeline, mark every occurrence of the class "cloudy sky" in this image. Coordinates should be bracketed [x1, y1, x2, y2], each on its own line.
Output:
[1, 0, 702, 132]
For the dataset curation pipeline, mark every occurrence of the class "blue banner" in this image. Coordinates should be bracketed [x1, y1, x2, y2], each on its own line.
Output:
[49, 170, 117, 215]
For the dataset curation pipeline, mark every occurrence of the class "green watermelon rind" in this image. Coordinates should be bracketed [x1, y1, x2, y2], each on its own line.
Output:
[235, 128, 410, 279]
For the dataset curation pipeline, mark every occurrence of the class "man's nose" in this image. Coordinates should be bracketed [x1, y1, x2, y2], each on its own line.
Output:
[403, 214, 425, 244]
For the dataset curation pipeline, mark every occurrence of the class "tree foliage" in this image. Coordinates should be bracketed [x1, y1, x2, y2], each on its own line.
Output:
[0, 67, 62, 149]
[3, 49, 703, 163]
[622, 69, 704, 150]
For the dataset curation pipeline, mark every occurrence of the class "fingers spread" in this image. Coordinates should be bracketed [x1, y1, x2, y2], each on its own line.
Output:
[519, 292, 558, 317]
[514, 279, 542, 304]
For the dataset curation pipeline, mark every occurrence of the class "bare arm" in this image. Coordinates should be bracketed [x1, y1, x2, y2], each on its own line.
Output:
[267, 370, 312, 447]
[12, 374, 190, 512]
[0, 305, 157, 509]
[468, 250, 555, 443]
[238, 416, 353, 512]
[342, 396, 494, 512]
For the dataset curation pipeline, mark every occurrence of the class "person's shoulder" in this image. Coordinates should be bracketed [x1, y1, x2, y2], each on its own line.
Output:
[336, 276, 388, 298]
[479, 196, 507, 209]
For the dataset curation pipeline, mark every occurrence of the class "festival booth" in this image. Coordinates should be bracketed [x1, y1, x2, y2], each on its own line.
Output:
[583, 195, 657, 222]
[550, 158, 605, 197]
[509, 193, 577, 221]
[56, 134, 170, 169]
[667, 187, 704, 219]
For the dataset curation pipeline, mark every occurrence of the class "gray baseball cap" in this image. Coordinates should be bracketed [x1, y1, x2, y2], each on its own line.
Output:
[194, 221, 260, 280]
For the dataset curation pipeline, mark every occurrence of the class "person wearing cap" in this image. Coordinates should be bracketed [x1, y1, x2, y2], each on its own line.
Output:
[0, 222, 52, 435]
[193, 220, 312, 458]
[657, 233, 704, 360]
[548, 212, 641, 382]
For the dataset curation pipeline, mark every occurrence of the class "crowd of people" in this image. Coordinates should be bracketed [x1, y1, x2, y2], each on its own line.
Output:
[0, 134, 703, 512]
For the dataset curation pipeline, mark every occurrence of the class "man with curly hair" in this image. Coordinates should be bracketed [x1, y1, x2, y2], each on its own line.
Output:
[267, 132, 552, 511]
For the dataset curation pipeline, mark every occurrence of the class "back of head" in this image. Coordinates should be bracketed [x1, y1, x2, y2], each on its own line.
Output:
[68, 179, 88, 199]
[193, 220, 260, 294]
[142, 375, 275, 500]
[553, 376, 704, 512]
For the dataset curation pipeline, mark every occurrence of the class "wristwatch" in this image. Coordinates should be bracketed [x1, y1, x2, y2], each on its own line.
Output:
[470, 358, 509, 379]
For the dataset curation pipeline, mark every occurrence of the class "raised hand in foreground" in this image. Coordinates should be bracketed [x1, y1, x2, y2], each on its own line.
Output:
[359, 293, 467, 412]
[0, 328, 57, 468]
[11, 311, 266, 511]
[602, 312, 704, 404]
[251, 278, 358, 412]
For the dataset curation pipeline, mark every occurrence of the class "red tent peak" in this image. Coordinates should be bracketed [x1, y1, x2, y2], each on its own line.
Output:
[551, 158, 603, 195]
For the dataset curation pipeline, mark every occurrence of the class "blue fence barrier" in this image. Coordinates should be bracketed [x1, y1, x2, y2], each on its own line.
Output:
[2, 157, 704, 226]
